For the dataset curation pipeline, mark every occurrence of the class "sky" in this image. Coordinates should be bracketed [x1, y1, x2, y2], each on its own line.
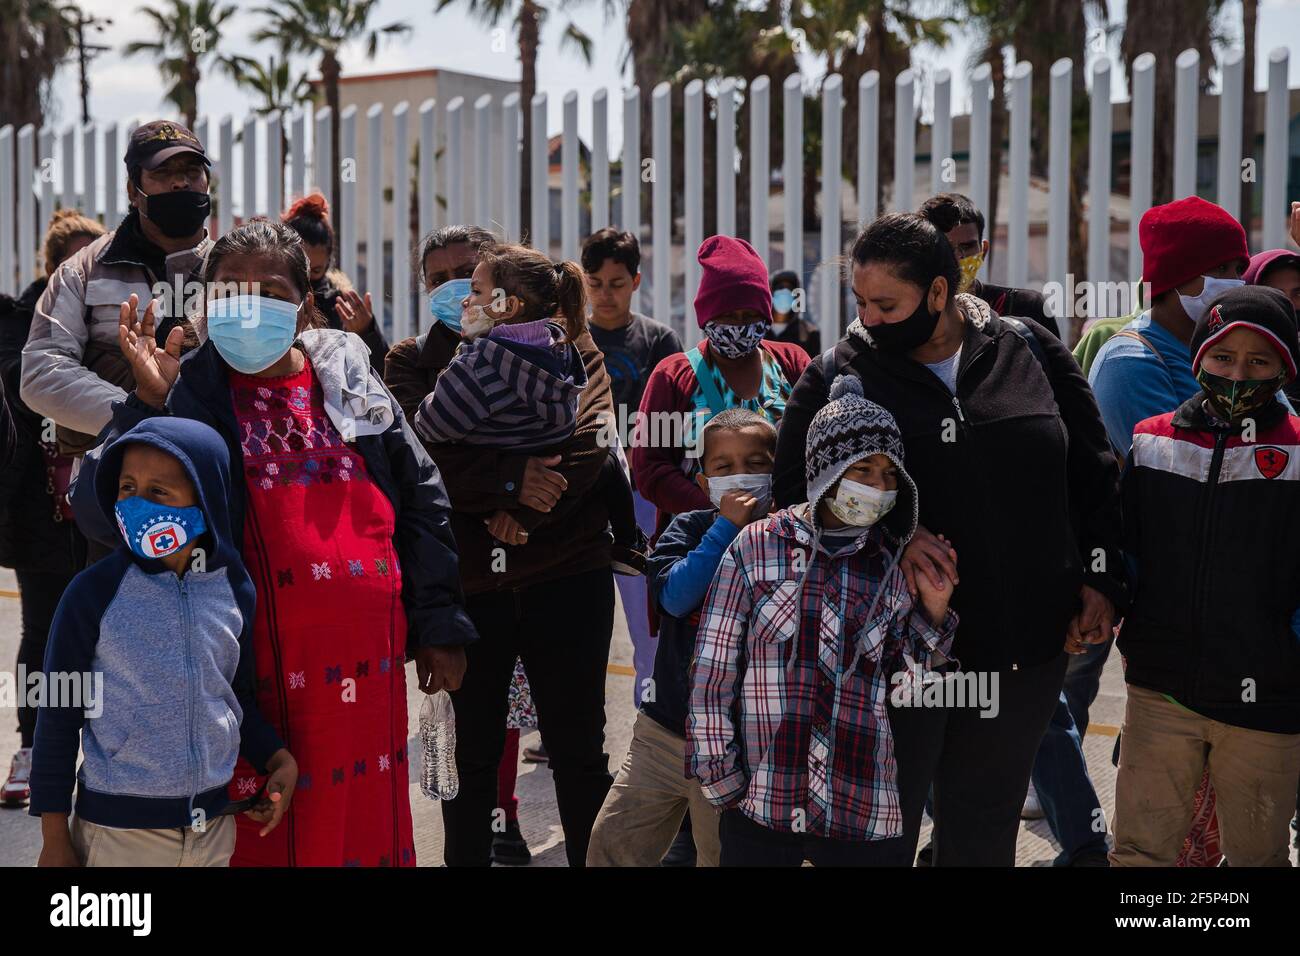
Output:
[45, 0, 1300, 161]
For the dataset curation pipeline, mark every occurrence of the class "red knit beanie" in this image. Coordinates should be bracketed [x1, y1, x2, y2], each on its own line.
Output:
[693, 235, 773, 328]
[1140, 196, 1249, 299]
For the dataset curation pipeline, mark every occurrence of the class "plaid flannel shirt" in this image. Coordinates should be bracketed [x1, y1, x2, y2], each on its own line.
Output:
[687, 506, 957, 842]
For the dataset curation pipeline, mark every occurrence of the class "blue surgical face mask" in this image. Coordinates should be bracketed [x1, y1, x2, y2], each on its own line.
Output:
[114, 495, 207, 560]
[206, 294, 302, 374]
[429, 278, 472, 333]
[772, 288, 796, 314]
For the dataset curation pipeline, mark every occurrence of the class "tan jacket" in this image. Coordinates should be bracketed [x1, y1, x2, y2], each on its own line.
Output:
[20, 218, 210, 452]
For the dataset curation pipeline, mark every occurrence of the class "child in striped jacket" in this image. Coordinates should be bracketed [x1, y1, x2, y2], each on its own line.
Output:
[414, 243, 589, 452]
[413, 242, 644, 568]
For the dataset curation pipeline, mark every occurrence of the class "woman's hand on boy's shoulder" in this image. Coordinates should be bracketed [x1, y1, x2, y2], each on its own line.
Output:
[244, 748, 298, 838]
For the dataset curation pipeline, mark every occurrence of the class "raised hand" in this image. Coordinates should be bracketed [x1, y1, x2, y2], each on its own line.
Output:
[118, 293, 182, 409]
[336, 289, 375, 334]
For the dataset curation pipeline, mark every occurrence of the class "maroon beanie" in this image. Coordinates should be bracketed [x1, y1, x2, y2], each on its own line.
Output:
[693, 235, 773, 328]
[1244, 248, 1300, 287]
[1140, 196, 1249, 299]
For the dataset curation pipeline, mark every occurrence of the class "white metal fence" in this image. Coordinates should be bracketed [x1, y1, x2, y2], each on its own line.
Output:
[0, 45, 1295, 349]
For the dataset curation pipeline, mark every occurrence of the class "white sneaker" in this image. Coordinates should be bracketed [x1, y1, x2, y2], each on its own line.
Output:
[1021, 782, 1045, 820]
[2, 748, 32, 806]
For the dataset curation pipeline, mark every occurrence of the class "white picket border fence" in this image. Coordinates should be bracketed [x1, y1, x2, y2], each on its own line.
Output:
[0, 46, 1296, 348]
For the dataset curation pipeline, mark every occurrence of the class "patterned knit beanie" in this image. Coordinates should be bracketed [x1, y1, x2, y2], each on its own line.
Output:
[804, 374, 919, 543]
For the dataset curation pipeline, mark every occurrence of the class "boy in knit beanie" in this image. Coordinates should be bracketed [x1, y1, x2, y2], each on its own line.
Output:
[687, 375, 957, 866]
[1112, 285, 1300, 867]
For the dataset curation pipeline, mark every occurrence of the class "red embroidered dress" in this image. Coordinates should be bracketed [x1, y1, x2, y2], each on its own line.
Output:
[226, 357, 415, 867]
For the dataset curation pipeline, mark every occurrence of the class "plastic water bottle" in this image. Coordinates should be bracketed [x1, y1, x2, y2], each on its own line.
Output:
[419, 690, 459, 800]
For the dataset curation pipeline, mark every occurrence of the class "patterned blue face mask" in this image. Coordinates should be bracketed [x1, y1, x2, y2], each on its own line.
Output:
[429, 278, 472, 333]
[114, 495, 206, 560]
[206, 294, 301, 374]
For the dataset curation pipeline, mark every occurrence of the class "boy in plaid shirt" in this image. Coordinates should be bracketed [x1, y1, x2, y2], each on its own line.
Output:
[688, 375, 958, 865]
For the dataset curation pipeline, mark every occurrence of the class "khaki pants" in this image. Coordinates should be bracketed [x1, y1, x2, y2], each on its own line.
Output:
[1111, 685, 1300, 867]
[72, 812, 236, 867]
[587, 712, 721, 867]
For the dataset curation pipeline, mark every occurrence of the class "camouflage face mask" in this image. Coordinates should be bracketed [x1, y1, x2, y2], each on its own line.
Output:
[1195, 367, 1285, 422]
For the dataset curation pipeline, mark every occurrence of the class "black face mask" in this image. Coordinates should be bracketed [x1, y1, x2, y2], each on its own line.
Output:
[866, 287, 941, 353]
[142, 189, 211, 239]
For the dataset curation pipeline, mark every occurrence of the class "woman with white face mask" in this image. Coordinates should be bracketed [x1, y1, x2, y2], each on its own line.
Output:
[71, 219, 477, 868]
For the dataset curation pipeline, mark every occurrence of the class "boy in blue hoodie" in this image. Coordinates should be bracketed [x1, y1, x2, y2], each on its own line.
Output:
[30, 418, 297, 866]
[587, 408, 776, 866]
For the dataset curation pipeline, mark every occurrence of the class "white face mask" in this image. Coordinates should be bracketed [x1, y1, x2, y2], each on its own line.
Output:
[706, 472, 772, 516]
[825, 476, 897, 528]
[461, 303, 498, 341]
[1179, 275, 1245, 325]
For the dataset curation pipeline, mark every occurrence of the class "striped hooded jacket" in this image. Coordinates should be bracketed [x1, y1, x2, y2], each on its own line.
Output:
[1119, 394, 1300, 732]
[413, 320, 588, 453]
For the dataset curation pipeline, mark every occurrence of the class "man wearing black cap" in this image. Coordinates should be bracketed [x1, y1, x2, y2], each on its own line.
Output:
[20, 120, 214, 457]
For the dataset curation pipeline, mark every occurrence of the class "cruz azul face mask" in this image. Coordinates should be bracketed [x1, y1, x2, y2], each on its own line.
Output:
[825, 476, 897, 528]
[206, 294, 301, 374]
[429, 278, 472, 333]
[114, 495, 206, 560]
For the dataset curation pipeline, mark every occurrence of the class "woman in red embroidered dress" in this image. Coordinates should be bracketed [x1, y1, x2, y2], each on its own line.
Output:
[108, 220, 477, 865]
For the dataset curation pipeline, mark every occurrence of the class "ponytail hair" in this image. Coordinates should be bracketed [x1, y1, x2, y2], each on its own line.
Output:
[282, 193, 334, 258]
[553, 259, 588, 342]
[479, 243, 589, 342]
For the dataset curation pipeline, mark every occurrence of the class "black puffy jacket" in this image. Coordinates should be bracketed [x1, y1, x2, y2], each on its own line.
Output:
[774, 295, 1126, 671]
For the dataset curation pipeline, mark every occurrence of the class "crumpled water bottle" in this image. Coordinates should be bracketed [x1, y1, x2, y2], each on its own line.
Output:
[420, 690, 459, 800]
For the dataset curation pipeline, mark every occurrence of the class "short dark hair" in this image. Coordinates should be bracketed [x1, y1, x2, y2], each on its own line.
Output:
[581, 227, 640, 276]
[851, 213, 960, 301]
[917, 192, 985, 241]
[701, 407, 777, 460]
[417, 224, 497, 286]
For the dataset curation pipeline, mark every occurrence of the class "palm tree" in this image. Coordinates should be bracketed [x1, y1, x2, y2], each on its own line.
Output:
[253, 0, 412, 242]
[0, 0, 75, 130]
[434, 1, 606, 245]
[791, 1, 952, 221]
[1239, 0, 1258, 238]
[231, 56, 314, 188]
[1121, 0, 1230, 206]
[122, 0, 246, 130]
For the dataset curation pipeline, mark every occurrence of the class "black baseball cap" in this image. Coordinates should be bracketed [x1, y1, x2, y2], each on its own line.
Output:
[125, 120, 211, 172]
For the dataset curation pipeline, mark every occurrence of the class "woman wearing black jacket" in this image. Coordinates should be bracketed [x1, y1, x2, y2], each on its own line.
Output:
[0, 211, 103, 805]
[772, 214, 1126, 866]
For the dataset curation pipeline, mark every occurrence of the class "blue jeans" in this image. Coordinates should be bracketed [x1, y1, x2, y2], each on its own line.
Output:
[615, 490, 659, 708]
[1030, 638, 1113, 864]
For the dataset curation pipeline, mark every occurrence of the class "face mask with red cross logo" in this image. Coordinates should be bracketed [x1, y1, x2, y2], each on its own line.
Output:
[113, 496, 207, 560]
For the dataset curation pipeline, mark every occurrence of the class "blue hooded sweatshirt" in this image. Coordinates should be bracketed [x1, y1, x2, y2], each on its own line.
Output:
[29, 417, 285, 829]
